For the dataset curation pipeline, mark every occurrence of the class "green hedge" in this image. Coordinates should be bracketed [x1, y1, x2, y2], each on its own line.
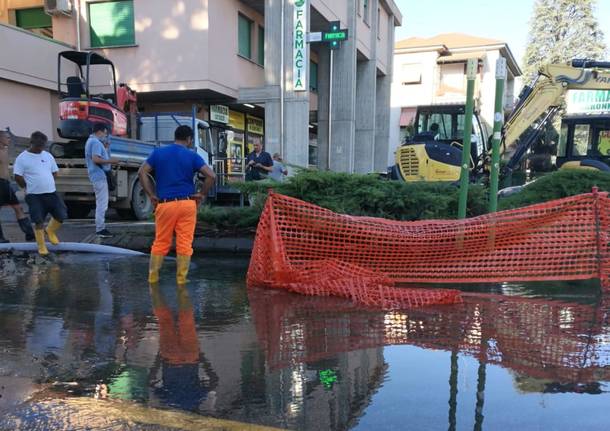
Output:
[498, 170, 610, 210]
[198, 169, 610, 232]
[199, 170, 488, 229]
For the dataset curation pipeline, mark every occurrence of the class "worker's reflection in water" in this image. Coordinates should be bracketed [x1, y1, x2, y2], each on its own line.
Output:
[149, 282, 217, 412]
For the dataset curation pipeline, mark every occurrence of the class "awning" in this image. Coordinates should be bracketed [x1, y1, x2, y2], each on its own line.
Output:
[437, 51, 486, 64]
[400, 108, 416, 127]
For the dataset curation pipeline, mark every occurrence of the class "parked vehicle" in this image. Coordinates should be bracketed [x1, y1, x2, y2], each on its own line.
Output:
[391, 59, 610, 182]
[50, 50, 212, 220]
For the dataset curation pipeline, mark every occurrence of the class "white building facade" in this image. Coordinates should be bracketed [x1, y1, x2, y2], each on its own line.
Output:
[389, 33, 522, 167]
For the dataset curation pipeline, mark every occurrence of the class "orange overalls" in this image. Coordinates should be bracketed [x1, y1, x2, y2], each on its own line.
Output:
[149, 199, 197, 284]
[151, 199, 197, 257]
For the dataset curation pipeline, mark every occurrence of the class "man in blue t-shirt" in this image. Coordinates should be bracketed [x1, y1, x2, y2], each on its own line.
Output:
[138, 125, 216, 285]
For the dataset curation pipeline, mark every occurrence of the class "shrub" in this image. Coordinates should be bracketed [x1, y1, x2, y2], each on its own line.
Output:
[198, 169, 610, 232]
[498, 170, 610, 210]
[199, 170, 488, 230]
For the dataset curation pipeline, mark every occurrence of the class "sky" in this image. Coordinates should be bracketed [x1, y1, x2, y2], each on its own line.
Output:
[393, 0, 610, 68]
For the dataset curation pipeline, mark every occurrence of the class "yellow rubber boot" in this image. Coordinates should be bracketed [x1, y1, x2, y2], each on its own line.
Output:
[176, 255, 191, 285]
[45, 218, 62, 245]
[148, 254, 164, 283]
[34, 229, 49, 255]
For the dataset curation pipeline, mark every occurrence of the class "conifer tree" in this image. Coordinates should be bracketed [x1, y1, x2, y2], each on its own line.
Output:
[522, 0, 606, 175]
[523, 0, 606, 82]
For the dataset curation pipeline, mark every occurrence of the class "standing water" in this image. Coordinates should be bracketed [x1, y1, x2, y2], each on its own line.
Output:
[0, 253, 609, 430]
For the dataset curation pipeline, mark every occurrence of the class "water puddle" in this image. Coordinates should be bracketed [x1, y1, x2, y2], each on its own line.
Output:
[0, 253, 608, 430]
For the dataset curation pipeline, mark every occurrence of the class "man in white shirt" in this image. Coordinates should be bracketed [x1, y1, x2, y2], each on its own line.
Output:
[13, 131, 67, 255]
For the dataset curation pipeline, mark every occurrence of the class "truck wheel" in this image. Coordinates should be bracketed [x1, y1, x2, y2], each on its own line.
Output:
[66, 202, 92, 219]
[131, 180, 154, 220]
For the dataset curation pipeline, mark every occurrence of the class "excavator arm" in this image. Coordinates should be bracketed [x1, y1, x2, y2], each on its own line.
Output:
[501, 60, 610, 169]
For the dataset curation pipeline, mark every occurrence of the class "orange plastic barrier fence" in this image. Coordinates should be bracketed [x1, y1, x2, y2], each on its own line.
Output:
[247, 190, 610, 309]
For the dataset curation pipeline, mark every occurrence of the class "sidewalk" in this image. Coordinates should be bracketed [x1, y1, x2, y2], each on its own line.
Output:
[1, 219, 254, 254]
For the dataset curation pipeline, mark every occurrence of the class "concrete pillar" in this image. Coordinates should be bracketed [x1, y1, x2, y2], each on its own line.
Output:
[264, 0, 282, 157]
[316, 45, 331, 170]
[329, 1, 357, 172]
[264, 0, 310, 169]
[354, 0, 378, 174]
[374, 14, 395, 172]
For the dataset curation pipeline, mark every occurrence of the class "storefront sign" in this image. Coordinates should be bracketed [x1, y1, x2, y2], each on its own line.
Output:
[293, 0, 308, 91]
[247, 115, 264, 135]
[210, 105, 229, 123]
[566, 90, 610, 114]
[228, 110, 245, 130]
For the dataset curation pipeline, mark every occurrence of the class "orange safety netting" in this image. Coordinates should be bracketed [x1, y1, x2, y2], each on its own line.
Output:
[247, 190, 610, 309]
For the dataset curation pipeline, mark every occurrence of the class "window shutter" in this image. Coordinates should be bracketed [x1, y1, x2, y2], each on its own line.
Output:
[258, 26, 265, 65]
[310, 61, 318, 92]
[89, 1, 135, 48]
[16, 8, 52, 29]
[238, 14, 252, 58]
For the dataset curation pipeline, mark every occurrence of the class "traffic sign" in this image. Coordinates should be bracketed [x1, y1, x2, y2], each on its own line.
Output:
[307, 32, 322, 43]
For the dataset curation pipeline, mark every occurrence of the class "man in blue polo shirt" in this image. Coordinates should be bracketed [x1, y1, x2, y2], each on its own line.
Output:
[245, 141, 273, 181]
[138, 125, 216, 284]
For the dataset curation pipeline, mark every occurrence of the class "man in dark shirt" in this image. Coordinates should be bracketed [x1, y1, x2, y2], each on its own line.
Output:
[139, 125, 216, 284]
[245, 142, 273, 181]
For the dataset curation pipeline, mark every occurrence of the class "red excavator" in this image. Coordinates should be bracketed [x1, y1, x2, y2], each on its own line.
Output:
[57, 50, 137, 140]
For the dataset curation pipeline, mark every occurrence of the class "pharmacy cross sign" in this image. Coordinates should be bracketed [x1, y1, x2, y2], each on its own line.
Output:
[307, 21, 349, 50]
[324, 21, 348, 49]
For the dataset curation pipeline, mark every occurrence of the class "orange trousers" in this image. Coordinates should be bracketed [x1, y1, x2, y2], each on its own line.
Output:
[151, 200, 197, 256]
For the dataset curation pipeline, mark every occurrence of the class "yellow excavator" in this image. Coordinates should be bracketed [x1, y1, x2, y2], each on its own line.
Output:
[391, 59, 610, 182]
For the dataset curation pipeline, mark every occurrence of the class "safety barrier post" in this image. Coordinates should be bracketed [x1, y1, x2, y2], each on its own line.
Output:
[489, 58, 507, 213]
[458, 59, 478, 219]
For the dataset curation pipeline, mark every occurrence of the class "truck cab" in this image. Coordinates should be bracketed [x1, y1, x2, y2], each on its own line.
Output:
[556, 114, 610, 171]
[139, 114, 213, 164]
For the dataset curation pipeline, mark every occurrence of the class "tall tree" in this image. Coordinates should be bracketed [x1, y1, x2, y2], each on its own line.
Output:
[523, 0, 606, 82]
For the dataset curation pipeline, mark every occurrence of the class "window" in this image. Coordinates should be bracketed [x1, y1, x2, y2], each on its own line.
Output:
[89, 0, 135, 48]
[310, 61, 318, 92]
[238, 14, 252, 59]
[572, 124, 591, 156]
[258, 26, 265, 65]
[363, 0, 369, 24]
[401, 64, 422, 85]
[15, 7, 52, 37]
[377, 8, 381, 39]
[597, 129, 610, 156]
[558, 123, 568, 157]
[417, 112, 464, 141]
[357, 0, 361, 16]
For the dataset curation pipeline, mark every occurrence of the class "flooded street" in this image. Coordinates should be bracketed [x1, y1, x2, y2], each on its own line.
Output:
[0, 253, 609, 430]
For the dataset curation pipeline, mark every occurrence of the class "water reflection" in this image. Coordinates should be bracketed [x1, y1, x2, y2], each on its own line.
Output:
[149, 282, 217, 411]
[249, 288, 610, 386]
[0, 255, 610, 430]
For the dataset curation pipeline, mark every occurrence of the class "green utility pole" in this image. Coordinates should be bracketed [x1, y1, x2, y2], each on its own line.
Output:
[457, 59, 478, 219]
[488, 58, 507, 213]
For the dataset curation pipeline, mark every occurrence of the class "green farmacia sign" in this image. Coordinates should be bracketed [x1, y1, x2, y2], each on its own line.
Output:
[293, 0, 308, 91]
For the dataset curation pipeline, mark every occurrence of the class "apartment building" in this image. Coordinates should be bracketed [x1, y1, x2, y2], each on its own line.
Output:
[389, 33, 522, 166]
[0, 0, 401, 173]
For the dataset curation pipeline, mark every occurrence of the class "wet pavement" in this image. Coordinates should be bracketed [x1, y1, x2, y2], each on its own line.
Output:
[0, 253, 610, 430]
